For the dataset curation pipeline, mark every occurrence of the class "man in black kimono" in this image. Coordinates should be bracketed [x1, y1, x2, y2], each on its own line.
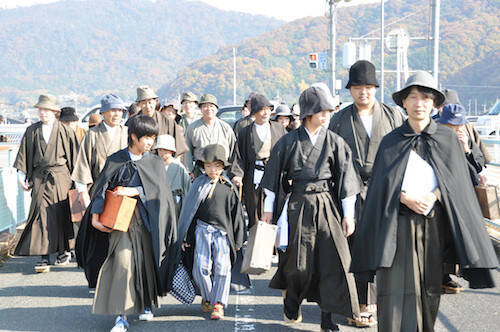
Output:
[351, 71, 498, 332]
[230, 93, 287, 229]
[329, 60, 405, 313]
[260, 85, 371, 331]
[14, 94, 78, 273]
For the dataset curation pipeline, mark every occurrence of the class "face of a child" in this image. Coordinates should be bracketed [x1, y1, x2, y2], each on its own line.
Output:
[131, 134, 156, 155]
[204, 160, 224, 179]
[157, 148, 174, 165]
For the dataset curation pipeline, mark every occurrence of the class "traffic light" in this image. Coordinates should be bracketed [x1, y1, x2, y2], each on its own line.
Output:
[309, 53, 318, 69]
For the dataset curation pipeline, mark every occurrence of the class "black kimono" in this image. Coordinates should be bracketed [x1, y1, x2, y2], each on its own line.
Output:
[329, 101, 405, 306]
[260, 126, 361, 318]
[230, 121, 287, 229]
[76, 149, 178, 294]
[351, 120, 498, 331]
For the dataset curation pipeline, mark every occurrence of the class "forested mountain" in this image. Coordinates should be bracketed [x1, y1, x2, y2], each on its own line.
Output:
[158, 0, 499, 108]
[0, 0, 282, 103]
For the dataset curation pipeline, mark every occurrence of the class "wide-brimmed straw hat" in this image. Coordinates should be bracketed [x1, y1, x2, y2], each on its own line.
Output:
[34, 94, 60, 112]
[392, 71, 445, 107]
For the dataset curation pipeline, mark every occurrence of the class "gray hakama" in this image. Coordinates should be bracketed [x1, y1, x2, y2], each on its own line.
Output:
[93, 209, 159, 315]
[376, 204, 448, 332]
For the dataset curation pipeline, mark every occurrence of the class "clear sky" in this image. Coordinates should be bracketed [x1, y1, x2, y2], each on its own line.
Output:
[1, 0, 385, 21]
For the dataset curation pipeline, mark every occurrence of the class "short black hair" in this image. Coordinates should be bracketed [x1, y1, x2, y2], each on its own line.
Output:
[400, 86, 438, 105]
[127, 114, 159, 146]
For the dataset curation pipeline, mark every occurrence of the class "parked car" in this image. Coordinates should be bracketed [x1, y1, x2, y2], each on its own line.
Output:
[216, 105, 243, 127]
[475, 100, 500, 136]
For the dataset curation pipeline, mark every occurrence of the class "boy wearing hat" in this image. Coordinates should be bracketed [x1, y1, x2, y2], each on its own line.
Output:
[260, 85, 369, 330]
[185, 94, 236, 177]
[272, 103, 295, 132]
[73, 94, 129, 288]
[59, 106, 87, 142]
[155, 134, 191, 218]
[128, 86, 188, 157]
[176, 144, 244, 320]
[329, 60, 405, 314]
[351, 71, 498, 332]
[230, 93, 287, 230]
[13, 94, 78, 272]
[78, 115, 178, 332]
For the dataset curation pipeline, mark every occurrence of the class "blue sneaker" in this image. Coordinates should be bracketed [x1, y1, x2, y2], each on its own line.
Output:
[110, 316, 129, 332]
[138, 308, 154, 321]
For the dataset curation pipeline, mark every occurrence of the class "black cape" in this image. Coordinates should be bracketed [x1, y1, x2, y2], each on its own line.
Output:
[75, 148, 178, 294]
[350, 120, 498, 287]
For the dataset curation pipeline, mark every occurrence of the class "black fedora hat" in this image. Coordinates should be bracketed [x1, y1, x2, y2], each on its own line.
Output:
[345, 60, 379, 89]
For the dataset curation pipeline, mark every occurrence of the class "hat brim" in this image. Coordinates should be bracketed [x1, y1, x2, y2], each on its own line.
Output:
[59, 114, 79, 122]
[136, 94, 159, 102]
[345, 82, 379, 89]
[101, 104, 126, 113]
[181, 99, 198, 104]
[34, 102, 60, 112]
[437, 117, 467, 126]
[392, 85, 445, 108]
[199, 102, 219, 109]
[196, 159, 230, 170]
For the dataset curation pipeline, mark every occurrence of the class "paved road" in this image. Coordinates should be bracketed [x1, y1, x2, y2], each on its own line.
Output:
[0, 255, 499, 332]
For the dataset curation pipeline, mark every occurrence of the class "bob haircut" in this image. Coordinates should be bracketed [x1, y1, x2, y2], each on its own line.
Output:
[127, 114, 159, 146]
[400, 86, 438, 106]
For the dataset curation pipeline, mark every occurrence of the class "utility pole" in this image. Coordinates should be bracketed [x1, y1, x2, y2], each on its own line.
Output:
[380, 0, 385, 102]
[432, 0, 441, 86]
[328, 1, 336, 96]
[233, 47, 237, 105]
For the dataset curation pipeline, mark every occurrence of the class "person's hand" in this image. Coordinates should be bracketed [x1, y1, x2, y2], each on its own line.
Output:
[91, 214, 112, 233]
[480, 174, 488, 186]
[113, 186, 139, 197]
[400, 192, 437, 215]
[189, 173, 195, 180]
[456, 130, 470, 154]
[181, 242, 191, 252]
[261, 212, 273, 224]
[342, 217, 355, 237]
[232, 176, 243, 187]
[18, 179, 30, 192]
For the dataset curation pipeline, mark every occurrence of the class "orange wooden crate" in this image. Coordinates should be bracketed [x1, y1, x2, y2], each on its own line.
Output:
[99, 190, 137, 232]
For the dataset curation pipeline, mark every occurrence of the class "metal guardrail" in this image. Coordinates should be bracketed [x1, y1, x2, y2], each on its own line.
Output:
[0, 167, 31, 234]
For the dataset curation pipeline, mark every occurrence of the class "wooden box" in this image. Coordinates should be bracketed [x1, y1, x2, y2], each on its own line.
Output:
[475, 185, 500, 220]
[68, 189, 90, 223]
[241, 220, 278, 275]
[99, 190, 137, 232]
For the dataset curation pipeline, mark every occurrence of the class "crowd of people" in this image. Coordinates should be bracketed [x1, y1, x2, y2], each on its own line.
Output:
[10, 60, 498, 332]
